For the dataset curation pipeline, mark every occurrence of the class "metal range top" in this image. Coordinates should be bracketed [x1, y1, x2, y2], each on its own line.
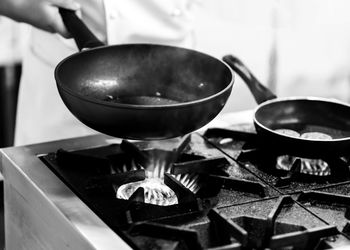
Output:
[1, 111, 350, 250]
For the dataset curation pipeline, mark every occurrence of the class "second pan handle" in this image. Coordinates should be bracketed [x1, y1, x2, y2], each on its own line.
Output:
[223, 54, 277, 104]
[59, 8, 105, 51]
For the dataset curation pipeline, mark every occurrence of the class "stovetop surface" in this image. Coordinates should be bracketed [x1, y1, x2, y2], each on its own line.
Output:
[39, 127, 350, 250]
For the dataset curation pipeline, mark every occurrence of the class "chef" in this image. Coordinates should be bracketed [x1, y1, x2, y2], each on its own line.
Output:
[0, 0, 198, 145]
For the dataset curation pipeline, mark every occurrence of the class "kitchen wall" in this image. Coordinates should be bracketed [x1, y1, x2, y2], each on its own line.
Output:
[193, 0, 350, 113]
[193, 0, 276, 112]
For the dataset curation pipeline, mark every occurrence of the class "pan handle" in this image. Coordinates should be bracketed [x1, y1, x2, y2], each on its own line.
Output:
[223, 54, 277, 104]
[59, 8, 105, 51]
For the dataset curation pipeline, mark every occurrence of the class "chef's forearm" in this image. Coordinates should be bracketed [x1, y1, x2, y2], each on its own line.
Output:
[0, 0, 80, 37]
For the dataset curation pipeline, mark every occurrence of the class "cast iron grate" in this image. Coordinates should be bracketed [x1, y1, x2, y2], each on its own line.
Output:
[128, 196, 340, 249]
[224, 196, 339, 249]
[297, 190, 350, 236]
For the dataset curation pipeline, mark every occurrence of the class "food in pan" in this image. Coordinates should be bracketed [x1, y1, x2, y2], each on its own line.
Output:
[274, 129, 333, 140]
[300, 132, 333, 140]
[274, 129, 300, 138]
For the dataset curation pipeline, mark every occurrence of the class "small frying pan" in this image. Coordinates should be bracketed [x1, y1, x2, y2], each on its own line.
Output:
[223, 54, 350, 158]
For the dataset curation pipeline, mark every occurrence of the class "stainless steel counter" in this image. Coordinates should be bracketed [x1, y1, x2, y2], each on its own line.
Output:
[0, 134, 133, 250]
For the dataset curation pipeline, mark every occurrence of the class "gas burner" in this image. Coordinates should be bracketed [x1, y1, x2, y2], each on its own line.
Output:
[238, 143, 350, 188]
[276, 155, 331, 176]
[110, 137, 228, 207]
[274, 129, 332, 176]
[112, 138, 201, 206]
[204, 127, 350, 187]
[116, 178, 179, 206]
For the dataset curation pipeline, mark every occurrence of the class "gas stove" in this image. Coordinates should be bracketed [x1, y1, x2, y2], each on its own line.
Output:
[1, 112, 350, 250]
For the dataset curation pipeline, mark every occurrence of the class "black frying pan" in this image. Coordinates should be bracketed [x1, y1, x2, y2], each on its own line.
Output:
[54, 9, 234, 140]
[223, 54, 350, 158]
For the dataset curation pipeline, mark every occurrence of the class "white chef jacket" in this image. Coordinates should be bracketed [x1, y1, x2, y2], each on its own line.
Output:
[15, 0, 198, 145]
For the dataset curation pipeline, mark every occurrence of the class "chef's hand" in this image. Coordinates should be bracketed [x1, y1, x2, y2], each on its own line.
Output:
[0, 0, 80, 38]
